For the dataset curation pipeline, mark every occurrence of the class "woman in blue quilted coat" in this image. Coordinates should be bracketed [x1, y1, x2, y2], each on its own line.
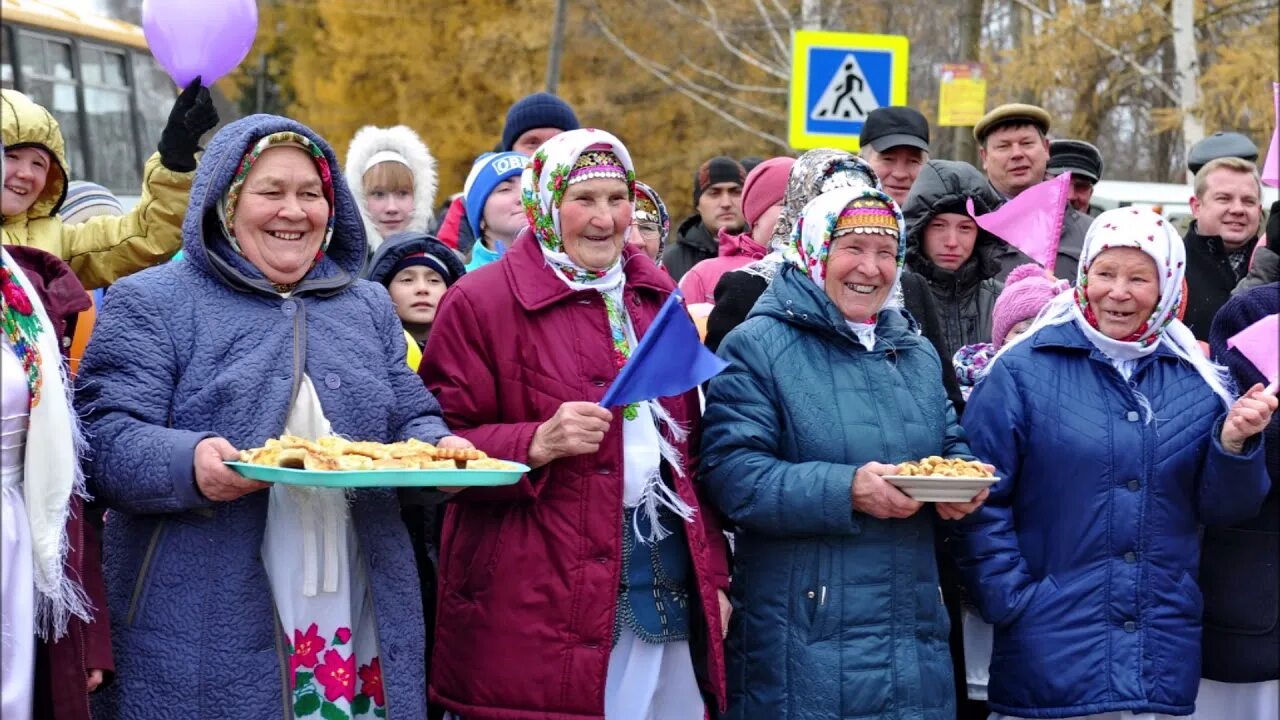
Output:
[955, 207, 1275, 720]
[74, 115, 471, 719]
[700, 186, 989, 720]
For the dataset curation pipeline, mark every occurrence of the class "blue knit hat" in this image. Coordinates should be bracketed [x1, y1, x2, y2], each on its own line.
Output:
[464, 151, 529, 238]
[500, 93, 580, 152]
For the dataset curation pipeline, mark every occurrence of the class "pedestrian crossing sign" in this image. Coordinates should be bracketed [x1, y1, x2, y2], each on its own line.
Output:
[789, 30, 909, 152]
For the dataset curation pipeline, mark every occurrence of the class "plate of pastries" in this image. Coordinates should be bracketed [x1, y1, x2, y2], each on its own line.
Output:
[883, 456, 999, 503]
[225, 435, 527, 488]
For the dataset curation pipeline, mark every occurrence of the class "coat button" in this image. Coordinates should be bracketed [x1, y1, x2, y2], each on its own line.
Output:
[595, 556, 608, 564]
[325, 373, 341, 389]
[593, 379, 606, 388]
[1123, 552, 1137, 564]
[1127, 480, 1140, 492]
[281, 299, 297, 316]
[1126, 411, 1139, 422]
[597, 467, 612, 476]
[1123, 621, 1137, 633]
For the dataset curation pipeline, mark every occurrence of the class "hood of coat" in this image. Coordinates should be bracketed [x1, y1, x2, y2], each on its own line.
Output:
[182, 114, 367, 297]
[675, 214, 720, 255]
[903, 159, 1004, 284]
[4, 244, 89, 341]
[716, 226, 768, 260]
[751, 263, 921, 349]
[364, 231, 465, 287]
[1, 90, 69, 223]
[344, 125, 437, 251]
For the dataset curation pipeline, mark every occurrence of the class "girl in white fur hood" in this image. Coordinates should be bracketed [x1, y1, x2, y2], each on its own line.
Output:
[344, 125, 437, 253]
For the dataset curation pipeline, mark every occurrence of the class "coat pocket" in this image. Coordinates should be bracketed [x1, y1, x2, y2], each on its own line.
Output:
[125, 520, 167, 626]
[1201, 527, 1279, 635]
[445, 508, 513, 603]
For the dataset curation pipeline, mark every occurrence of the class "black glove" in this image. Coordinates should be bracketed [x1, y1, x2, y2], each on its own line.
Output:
[157, 77, 219, 172]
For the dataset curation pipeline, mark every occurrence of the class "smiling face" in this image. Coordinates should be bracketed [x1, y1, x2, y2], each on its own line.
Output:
[231, 146, 330, 286]
[922, 212, 979, 271]
[1191, 167, 1262, 250]
[558, 178, 632, 270]
[628, 219, 662, 260]
[864, 146, 925, 207]
[823, 232, 900, 322]
[388, 265, 447, 327]
[2, 145, 52, 217]
[981, 123, 1050, 197]
[1085, 247, 1160, 340]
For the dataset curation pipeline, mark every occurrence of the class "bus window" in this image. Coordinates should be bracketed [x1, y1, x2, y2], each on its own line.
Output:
[83, 44, 141, 190]
[2, 26, 14, 89]
[130, 51, 171, 153]
[17, 31, 86, 182]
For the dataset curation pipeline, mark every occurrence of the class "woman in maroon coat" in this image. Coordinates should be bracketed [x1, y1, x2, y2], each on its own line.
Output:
[2, 245, 109, 720]
[419, 129, 730, 719]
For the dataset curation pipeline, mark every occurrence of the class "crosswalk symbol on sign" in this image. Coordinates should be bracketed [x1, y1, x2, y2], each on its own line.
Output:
[810, 54, 880, 123]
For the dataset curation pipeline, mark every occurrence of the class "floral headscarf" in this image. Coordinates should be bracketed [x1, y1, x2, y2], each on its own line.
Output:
[633, 180, 670, 256]
[217, 131, 337, 256]
[785, 186, 906, 294]
[520, 128, 636, 284]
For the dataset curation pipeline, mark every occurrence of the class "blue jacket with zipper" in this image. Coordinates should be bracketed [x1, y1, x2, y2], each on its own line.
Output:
[76, 114, 448, 719]
[954, 320, 1269, 718]
[700, 264, 967, 720]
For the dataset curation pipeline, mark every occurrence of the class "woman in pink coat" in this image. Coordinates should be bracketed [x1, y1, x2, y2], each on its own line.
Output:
[419, 129, 730, 720]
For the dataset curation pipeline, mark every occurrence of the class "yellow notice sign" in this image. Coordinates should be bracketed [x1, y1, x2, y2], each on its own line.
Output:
[938, 63, 987, 127]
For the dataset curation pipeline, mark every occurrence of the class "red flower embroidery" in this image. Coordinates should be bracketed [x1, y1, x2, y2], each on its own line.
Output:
[315, 649, 357, 703]
[358, 658, 385, 706]
[2, 280, 32, 315]
[292, 624, 324, 669]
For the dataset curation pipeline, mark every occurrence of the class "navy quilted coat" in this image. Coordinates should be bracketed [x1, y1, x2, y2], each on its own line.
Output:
[954, 320, 1270, 718]
[75, 115, 449, 719]
[700, 264, 966, 720]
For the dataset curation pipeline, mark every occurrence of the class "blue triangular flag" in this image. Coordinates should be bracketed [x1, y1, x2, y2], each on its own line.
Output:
[601, 289, 730, 408]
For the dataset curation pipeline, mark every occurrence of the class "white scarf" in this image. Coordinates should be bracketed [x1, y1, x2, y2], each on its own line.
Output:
[2, 248, 91, 640]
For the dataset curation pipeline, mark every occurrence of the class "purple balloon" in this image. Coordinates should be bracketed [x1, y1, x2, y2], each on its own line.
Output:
[142, 0, 258, 88]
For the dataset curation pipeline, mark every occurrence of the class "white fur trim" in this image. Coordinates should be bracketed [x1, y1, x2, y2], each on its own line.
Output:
[344, 125, 438, 252]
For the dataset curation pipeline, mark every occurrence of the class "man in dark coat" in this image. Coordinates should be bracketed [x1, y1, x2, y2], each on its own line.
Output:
[1183, 156, 1264, 340]
[662, 156, 746, 281]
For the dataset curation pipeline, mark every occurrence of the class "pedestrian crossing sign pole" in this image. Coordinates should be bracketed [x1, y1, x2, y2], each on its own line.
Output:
[788, 30, 910, 152]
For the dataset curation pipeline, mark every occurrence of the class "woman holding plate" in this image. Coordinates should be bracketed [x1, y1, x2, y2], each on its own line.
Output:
[954, 207, 1274, 720]
[75, 115, 470, 719]
[418, 129, 731, 719]
[698, 185, 987, 720]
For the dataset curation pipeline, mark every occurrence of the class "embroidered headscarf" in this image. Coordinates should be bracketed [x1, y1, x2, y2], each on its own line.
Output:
[521, 129, 694, 542]
[632, 181, 670, 256]
[742, 149, 880, 281]
[217, 131, 337, 256]
[993, 207, 1233, 412]
[786, 186, 906, 295]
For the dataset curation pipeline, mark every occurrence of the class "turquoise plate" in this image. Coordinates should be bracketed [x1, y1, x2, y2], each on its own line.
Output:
[223, 461, 526, 488]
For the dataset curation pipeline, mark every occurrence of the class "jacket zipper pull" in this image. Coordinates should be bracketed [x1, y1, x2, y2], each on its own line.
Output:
[819, 585, 828, 607]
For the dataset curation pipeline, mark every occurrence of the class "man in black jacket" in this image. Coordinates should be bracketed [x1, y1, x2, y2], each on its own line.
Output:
[1183, 156, 1264, 340]
[662, 156, 746, 281]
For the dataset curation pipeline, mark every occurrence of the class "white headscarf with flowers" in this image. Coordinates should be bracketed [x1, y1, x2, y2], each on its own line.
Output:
[785, 185, 907, 305]
[520, 128, 695, 542]
[992, 207, 1233, 415]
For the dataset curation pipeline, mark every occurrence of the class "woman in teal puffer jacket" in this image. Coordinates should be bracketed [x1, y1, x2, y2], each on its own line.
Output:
[701, 186, 989, 719]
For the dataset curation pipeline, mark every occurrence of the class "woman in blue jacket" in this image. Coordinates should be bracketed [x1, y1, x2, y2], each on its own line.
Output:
[75, 115, 473, 719]
[955, 207, 1275, 720]
[701, 186, 988, 720]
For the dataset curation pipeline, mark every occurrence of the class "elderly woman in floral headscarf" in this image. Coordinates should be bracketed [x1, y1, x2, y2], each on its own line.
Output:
[954, 207, 1275, 720]
[75, 115, 469, 719]
[628, 180, 669, 261]
[700, 185, 987, 719]
[419, 129, 730, 719]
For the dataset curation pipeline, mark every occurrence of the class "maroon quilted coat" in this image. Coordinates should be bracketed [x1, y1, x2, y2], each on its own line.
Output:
[418, 230, 730, 719]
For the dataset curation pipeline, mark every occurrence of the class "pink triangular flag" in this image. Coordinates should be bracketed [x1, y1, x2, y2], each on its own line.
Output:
[1261, 82, 1279, 189]
[967, 171, 1070, 274]
[1226, 312, 1279, 393]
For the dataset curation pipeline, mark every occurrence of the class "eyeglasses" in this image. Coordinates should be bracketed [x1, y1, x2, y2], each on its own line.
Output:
[633, 222, 661, 234]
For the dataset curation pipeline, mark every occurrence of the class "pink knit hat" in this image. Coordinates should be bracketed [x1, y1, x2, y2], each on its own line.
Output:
[741, 157, 795, 228]
[992, 263, 1069, 349]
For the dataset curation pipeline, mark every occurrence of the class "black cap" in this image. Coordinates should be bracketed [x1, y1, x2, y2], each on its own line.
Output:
[860, 106, 930, 153]
[1048, 139, 1104, 183]
[1187, 132, 1259, 175]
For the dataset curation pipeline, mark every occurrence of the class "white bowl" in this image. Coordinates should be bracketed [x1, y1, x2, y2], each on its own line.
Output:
[882, 475, 999, 503]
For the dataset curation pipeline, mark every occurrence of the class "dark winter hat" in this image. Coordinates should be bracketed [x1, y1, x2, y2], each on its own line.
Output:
[1187, 132, 1259, 175]
[364, 231, 466, 288]
[861, 106, 930, 153]
[973, 103, 1051, 144]
[740, 156, 765, 173]
[500, 93, 581, 152]
[692, 156, 746, 207]
[1048, 139, 1104, 183]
